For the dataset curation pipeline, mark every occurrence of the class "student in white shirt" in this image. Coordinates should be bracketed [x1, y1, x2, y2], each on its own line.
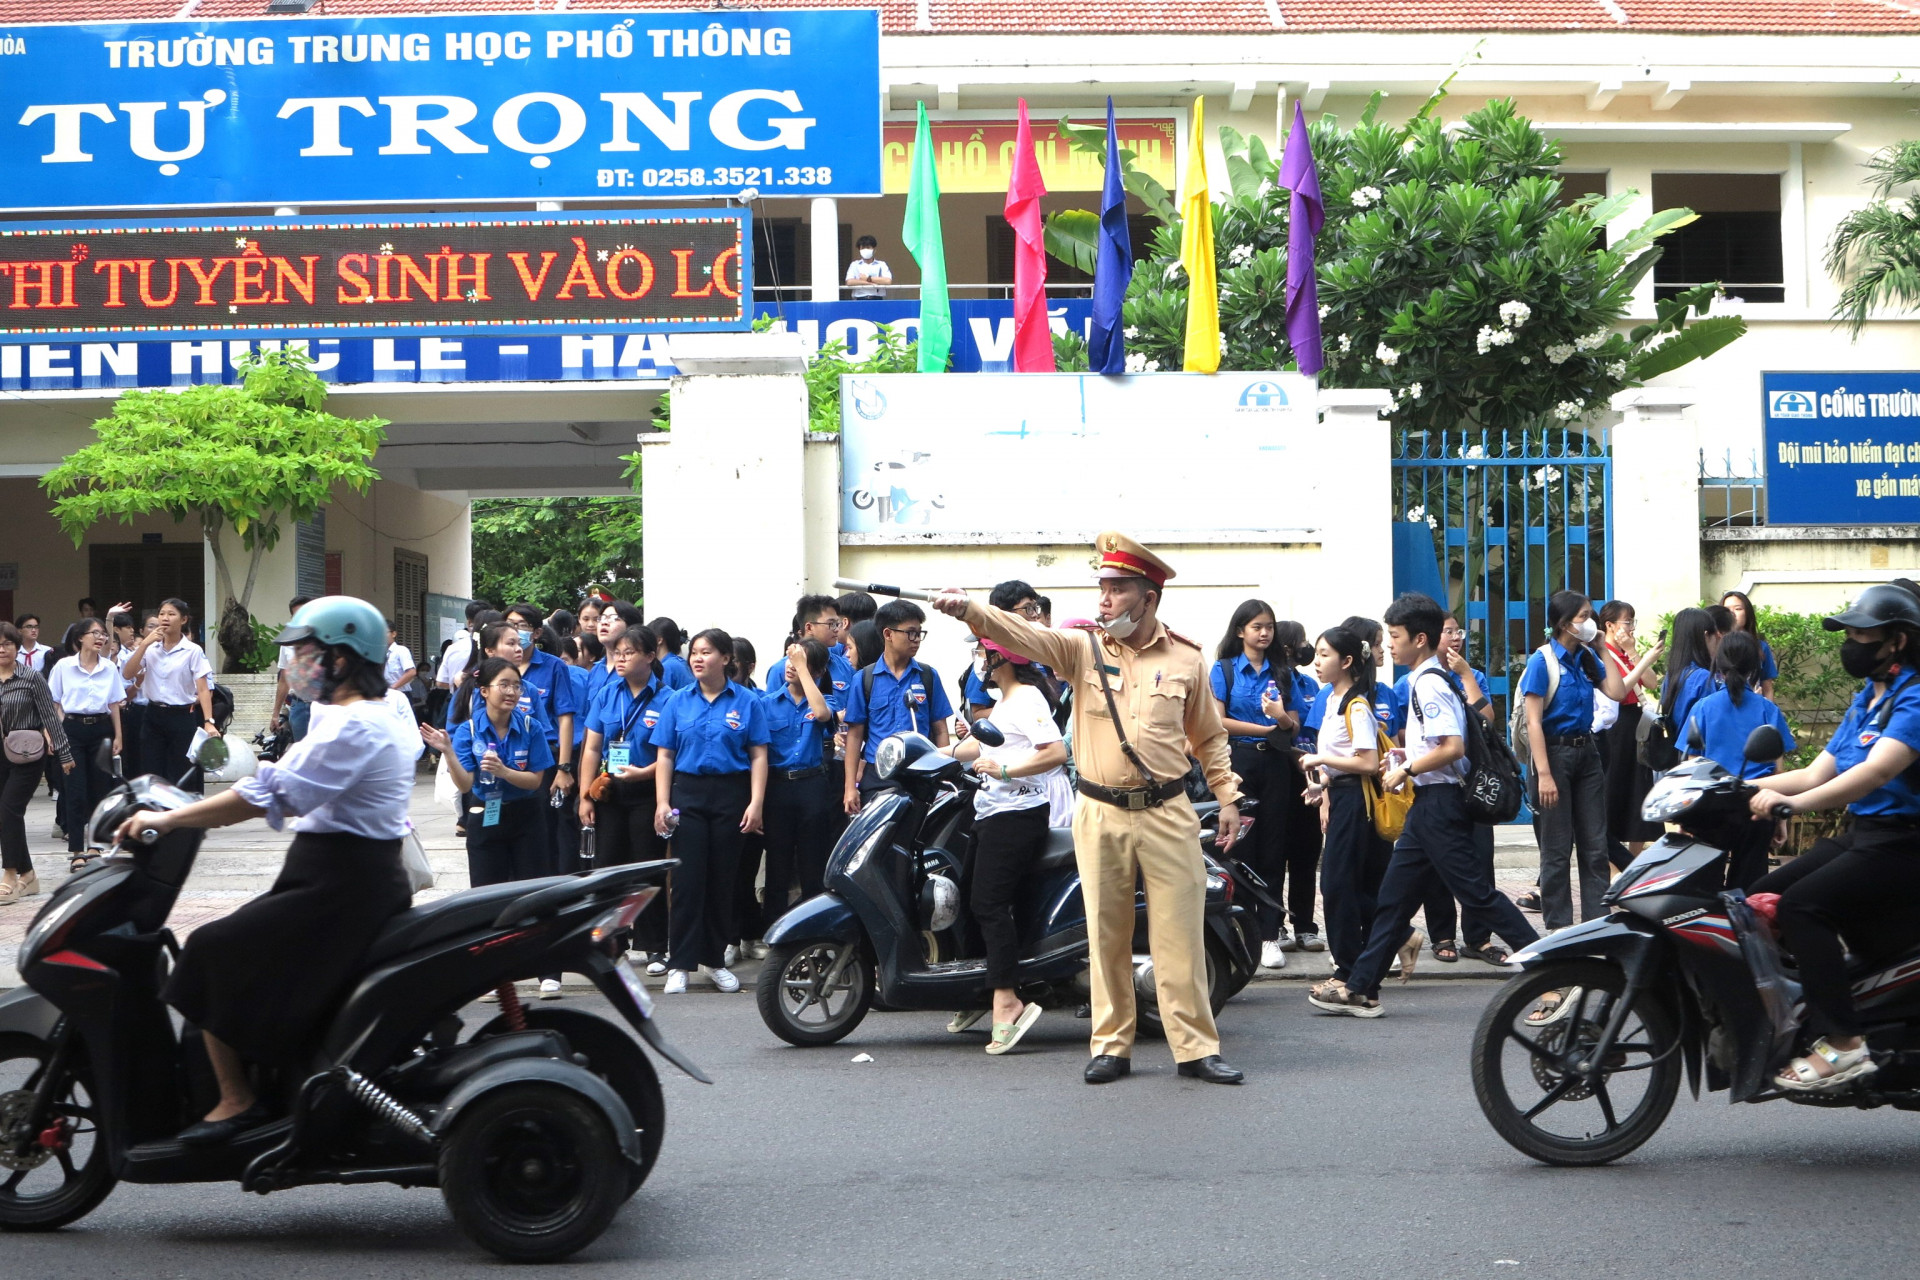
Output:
[942, 640, 1067, 1055]
[270, 596, 314, 745]
[48, 617, 125, 867]
[1310, 593, 1540, 1017]
[384, 621, 417, 691]
[1297, 625, 1388, 997]
[844, 234, 892, 299]
[120, 597, 219, 793]
[14, 613, 51, 676]
[109, 607, 147, 780]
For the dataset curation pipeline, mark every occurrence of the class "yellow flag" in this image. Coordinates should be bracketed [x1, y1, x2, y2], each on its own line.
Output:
[1180, 95, 1220, 374]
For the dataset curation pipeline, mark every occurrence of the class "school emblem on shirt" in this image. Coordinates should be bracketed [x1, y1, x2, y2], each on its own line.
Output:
[642, 710, 661, 729]
[1861, 728, 1881, 747]
[724, 710, 743, 730]
[833, 679, 848, 691]
[909, 683, 926, 704]
[802, 710, 818, 722]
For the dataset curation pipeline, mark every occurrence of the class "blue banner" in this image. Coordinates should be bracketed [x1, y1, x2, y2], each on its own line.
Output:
[1763, 372, 1920, 525]
[0, 300, 1100, 390]
[0, 10, 879, 209]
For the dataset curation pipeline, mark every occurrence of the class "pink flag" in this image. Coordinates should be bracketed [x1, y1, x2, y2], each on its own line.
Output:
[1004, 99, 1055, 372]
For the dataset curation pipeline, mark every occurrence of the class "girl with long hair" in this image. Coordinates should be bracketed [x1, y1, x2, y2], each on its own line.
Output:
[121, 598, 218, 793]
[48, 617, 123, 872]
[1720, 590, 1777, 699]
[1209, 599, 1297, 968]
[1663, 606, 1723, 739]
[1298, 626, 1386, 999]
[1684, 630, 1794, 888]
[1597, 600, 1666, 863]
[576, 626, 671, 972]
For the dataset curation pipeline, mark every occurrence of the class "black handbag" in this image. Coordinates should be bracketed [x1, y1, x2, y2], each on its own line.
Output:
[1636, 702, 1681, 772]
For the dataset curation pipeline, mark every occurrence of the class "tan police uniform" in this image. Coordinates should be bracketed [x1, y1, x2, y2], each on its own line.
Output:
[960, 533, 1242, 1063]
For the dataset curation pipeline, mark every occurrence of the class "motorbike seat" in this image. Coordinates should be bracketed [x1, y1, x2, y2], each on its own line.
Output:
[363, 877, 571, 966]
[1030, 828, 1078, 875]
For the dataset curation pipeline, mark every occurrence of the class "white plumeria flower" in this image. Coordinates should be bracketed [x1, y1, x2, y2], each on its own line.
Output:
[1552, 401, 1585, 422]
[1144, 358, 1161, 372]
[1499, 300, 1531, 328]
[1124, 326, 1139, 339]
[1352, 185, 1384, 208]
[1545, 343, 1575, 365]
[1336, 334, 1352, 354]
[1125, 351, 1148, 373]
[1406, 504, 1427, 522]
[1227, 242, 1253, 265]
[1375, 342, 1400, 367]
[1165, 262, 1183, 282]
[1219, 333, 1229, 356]
[1607, 360, 1628, 379]
[1574, 329, 1609, 352]
[1463, 443, 1486, 459]
[1408, 381, 1424, 399]
[1318, 303, 1331, 320]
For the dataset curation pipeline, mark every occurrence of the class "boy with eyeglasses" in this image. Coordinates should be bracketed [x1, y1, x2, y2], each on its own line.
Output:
[842, 599, 951, 813]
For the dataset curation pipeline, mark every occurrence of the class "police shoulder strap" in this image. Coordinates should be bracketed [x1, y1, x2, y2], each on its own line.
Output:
[1086, 627, 1159, 787]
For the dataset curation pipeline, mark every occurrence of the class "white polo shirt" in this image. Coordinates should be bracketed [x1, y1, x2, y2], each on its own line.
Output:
[138, 637, 212, 707]
[115, 646, 146, 705]
[1403, 657, 1471, 786]
[385, 643, 416, 687]
[48, 654, 125, 715]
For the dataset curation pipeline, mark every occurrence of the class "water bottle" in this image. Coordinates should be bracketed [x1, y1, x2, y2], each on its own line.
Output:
[579, 824, 596, 868]
[663, 808, 681, 837]
[550, 784, 566, 810]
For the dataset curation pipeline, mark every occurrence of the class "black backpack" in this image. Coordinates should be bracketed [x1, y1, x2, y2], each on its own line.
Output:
[859, 661, 941, 737]
[1411, 668, 1523, 824]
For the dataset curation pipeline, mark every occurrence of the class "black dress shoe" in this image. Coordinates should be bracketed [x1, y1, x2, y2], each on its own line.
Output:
[1176, 1055, 1245, 1084]
[1083, 1055, 1131, 1084]
[177, 1101, 272, 1146]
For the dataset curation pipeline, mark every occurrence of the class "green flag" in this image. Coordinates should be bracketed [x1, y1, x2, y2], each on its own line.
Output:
[901, 102, 951, 373]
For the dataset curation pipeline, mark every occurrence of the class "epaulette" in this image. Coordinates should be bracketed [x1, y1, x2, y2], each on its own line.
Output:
[1164, 627, 1202, 650]
[1068, 621, 1101, 632]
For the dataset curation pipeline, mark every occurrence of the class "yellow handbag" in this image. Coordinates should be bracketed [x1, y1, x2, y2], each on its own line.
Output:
[1347, 699, 1413, 842]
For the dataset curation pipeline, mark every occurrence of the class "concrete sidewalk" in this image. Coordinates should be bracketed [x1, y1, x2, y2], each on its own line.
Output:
[0, 777, 1548, 989]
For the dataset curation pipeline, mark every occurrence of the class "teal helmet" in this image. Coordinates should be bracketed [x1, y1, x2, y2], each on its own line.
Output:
[274, 595, 388, 665]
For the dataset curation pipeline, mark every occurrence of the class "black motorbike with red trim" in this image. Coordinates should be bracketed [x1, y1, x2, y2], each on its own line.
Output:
[0, 761, 707, 1261]
[1472, 725, 1920, 1166]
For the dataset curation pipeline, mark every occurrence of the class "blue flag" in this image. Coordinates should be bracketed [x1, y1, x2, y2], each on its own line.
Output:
[1088, 98, 1133, 375]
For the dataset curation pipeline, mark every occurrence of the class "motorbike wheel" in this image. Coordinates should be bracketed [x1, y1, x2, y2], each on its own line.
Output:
[1135, 933, 1231, 1040]
[757, 940, 873, 1046]
[479, 1008, 664, 1199]
[439, 1083, 627, 1263]
[0, 1032, 116, 1231]
[1472, 959, 1681, 1167]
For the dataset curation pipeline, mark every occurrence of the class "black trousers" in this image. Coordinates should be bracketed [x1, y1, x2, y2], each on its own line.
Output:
[594, 779, 668, 954]
[466, 796, 550, 886]
[1726, 818, 1775, 891]
[1347, 784, 1541, 998]
[0, 756, 41, 874]
[761, 769, 836, 934]
[667, 772, 749, 972]
[971, 803, 1050, 989]
[1422, 823, 1495, 949]
[1281, 761, 1323, 936]
[1231, 743, 1291, 942]
[1321, 777, 1388, 981]
[1751, 818, 1920, 1038]
[142, 703, 202, 792]
[60, 717, 114, 853]
[119, 703, 146, 782]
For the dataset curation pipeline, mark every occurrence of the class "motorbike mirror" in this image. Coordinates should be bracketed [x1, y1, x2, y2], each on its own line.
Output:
[192, 734, 230, 772]
[968, 719, 1006, 748]
[94, 739, 118, 780]
[1743, 724, 1785, 764]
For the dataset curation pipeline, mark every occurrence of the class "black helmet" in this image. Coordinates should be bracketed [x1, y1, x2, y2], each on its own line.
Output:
[1824, 583, 1920, 632]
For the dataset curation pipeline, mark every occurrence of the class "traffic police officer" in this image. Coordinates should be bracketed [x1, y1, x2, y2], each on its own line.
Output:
[932, 532, 1247, 1084]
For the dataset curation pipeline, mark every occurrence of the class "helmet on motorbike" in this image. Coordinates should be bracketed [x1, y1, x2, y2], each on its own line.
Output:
[919, 873, 960, 933]
[1823, 584, 1920, 633]
[275, 595, 388, 664]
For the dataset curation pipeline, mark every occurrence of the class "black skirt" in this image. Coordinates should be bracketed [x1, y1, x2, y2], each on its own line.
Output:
[1602, 703, 1664, 844]
[164, 831, 411, 1066]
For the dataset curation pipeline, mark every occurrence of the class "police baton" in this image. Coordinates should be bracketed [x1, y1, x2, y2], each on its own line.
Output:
[832, 578, 935, 603]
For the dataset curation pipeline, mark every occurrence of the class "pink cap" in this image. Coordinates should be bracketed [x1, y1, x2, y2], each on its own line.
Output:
[980, 638, 1030, 665]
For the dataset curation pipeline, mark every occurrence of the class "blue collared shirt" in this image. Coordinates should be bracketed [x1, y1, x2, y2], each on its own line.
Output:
[586, 676, 665, 768]
[660, 653, 695, 690]
[765, 649, 855, 715]
[1518, 641, 1600, 737]
[844, 658, 953, 761]
[453, 709, 555, 803]
[1209, 654, 1283, 745]
[1826, 675, 1920, 817]
[1665, 664, 1719, 738]
[762, 685, 829, 772]
[469, 650, 578, 746]
[643, 681, 771, 775]
[1686, 688, 1795, 779]
[564, 664, 591, 748]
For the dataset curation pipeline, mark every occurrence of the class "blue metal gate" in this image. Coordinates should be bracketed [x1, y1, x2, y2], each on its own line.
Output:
[1390, 426, 1613, 720]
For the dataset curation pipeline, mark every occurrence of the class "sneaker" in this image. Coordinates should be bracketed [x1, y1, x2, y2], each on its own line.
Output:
[748, 940, 771, 961]
[708, 966, 741, 993]
[646, 958, 667, 977]
[1307, 981, 1383, 1018]
[1276, 931, 1301, 952]
[723, 943, 740, 967]
[538, 978, 563, 1000]
[663, 969, 688, 994]
[1259, 939, 1288, 970]
[1296, 932, 1327, 952]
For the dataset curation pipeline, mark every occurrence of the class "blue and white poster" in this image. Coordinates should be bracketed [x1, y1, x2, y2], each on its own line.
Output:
[1763, 371, 1920, 525]
[0, 9, 879, 209]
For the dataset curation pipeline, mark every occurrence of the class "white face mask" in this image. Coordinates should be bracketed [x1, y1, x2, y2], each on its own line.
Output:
[859, 248, 874, 260]
[972, 655, 989, 681]
[1573, 618, 1598, 644]
[1100, 610, 1139, 642]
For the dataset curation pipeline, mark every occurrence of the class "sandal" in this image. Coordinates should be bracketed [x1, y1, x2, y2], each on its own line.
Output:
[947, 1009, 988, 1034]
[69, 852, 100, 875]
[1397, 929, 1424, 983]
[1525, 986, 1584, 1026]
[1432, 938, 1459, 963]
[1462, 942, 1511, 966]
[985, 1002, 1043, 1056]
[1516, 890, 1543, 913]
[1776, 1038, 1877, 1093]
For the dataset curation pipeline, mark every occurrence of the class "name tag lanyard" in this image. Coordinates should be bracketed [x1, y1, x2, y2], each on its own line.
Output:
[607, 684, 654, 772]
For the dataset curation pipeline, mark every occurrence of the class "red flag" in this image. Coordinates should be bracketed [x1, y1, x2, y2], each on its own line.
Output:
[1004, 99, 1055, 372]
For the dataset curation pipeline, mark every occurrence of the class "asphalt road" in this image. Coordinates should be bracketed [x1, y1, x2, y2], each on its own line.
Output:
[8, 981, 1920, 1279]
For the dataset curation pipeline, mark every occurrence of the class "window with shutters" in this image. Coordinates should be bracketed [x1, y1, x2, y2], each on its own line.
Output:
[393, 549, 428, 662]
[89, 543, 204, 624]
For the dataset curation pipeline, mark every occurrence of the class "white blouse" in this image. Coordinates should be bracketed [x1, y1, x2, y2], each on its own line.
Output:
[137, 637, 212, 706]
[233, 698, 410, 839]
[48, 654, 125, 715]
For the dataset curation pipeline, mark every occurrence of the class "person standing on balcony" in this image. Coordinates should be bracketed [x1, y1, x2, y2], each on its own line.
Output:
[845, 235, 892, 299]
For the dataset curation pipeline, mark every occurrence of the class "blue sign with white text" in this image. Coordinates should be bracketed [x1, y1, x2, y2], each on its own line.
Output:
[0, 10, 879, 209]
[1763, 371, 1920, 525]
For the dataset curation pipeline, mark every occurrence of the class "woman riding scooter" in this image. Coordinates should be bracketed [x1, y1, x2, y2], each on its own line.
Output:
[117, 596, 414, 1144]
[1748, 583, 1920, 1094]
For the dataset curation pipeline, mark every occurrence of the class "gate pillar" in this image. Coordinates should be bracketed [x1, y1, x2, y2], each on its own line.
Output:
[1317, 389, 1396, 630]
[1610, 388, 1700, 615]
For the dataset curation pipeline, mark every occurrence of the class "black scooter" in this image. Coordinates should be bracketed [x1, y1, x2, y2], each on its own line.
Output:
[1473, 724, 1920, 1166]
[0, 747, 708, 1261]
[755, 725, 1252, 1046]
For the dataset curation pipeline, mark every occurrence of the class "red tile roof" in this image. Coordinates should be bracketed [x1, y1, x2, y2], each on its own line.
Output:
[6, 0, 1920, 34]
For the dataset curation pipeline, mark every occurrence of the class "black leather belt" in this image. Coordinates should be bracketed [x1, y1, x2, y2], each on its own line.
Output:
[151, 703, 196, 712]
[1076, 777, 1185, 811]
[1545, 733, 1597, 749]
[1230, 739, 1274, 751]
[65, 713, 111, 725]
[781, 765, 824, 781]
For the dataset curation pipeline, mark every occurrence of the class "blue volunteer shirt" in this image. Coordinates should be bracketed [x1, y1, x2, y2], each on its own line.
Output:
[1209, 654, 1284, 745]
[586, 676, 665, 768]
[643, 682, 771, 775]
[469, 650, 577, 746]
[660, 653, 695, 691]
[765, 648, 855, 715]
[1665, 664, 1719, 738]
[762, 685, 829, 772]
[1686, 688, 1795, 779]
[844, 659, 953, 762]
[1758, 637, 1779, 684]
[453, 710, 555, 803]
[1518, 641, 1600, 737]
[1825, 675, 1920, 817]
[564, 664, 591, 749]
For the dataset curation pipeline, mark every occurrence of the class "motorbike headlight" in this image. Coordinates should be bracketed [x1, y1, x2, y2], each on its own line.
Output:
[875, 735, 907, 782]
[1641, 782, 1704, 823]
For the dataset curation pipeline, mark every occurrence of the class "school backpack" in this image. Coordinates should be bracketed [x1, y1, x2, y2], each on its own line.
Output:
[1507, 644, 1560, 768]
[1344, 693, 1412, 841]
[1413, 669, 1524, 824]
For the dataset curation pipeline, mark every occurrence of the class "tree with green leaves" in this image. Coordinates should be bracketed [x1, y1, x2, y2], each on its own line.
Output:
[471, 496, 645, 614]
[1045, 95, 1746, 429]
[42, 347, 385, 670]
[1827, 139, 1920, 336]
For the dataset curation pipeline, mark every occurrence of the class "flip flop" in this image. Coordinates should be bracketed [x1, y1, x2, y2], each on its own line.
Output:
[985, 1002, 1043, 1055]
[1397, 929, 1424, 984]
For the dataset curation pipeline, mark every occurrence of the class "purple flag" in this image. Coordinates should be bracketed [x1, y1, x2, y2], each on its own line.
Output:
[1280, 99, 1325, 376]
